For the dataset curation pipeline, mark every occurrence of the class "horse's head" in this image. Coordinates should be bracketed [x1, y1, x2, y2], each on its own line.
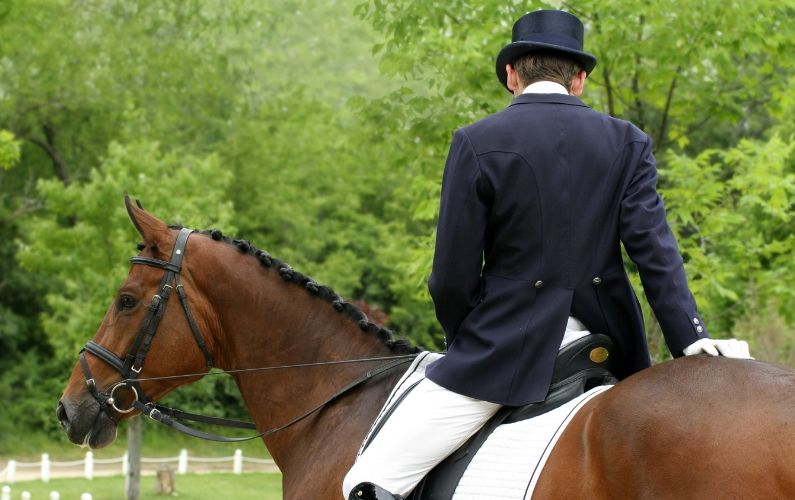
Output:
[57, 198, 217, 448]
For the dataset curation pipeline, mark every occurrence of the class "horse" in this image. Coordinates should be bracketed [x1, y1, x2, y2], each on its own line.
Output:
[57, 198, 795, 499]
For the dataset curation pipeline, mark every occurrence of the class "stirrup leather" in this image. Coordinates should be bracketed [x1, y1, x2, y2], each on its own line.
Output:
[349, 482, 404, 500]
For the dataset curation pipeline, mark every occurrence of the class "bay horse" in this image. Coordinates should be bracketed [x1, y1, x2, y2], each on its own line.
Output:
[57, 199, 795, 498]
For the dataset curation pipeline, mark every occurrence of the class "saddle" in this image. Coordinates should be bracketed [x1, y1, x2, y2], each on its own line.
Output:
[406, 334, 618, 500]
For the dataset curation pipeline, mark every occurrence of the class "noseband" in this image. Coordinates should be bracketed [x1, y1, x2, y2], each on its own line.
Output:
[79, 228, 213, 416]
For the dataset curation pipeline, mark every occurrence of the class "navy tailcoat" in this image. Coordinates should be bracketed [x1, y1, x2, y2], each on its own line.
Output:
[425, 93, 709, 406]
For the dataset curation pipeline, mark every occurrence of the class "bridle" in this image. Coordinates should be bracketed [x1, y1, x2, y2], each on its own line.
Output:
[77, 228, 415, 442]
[79, 228, 211, 414]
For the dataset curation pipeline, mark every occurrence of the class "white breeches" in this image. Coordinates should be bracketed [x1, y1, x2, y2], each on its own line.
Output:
[342, 378, 501, 497]
[342, 316, 591, 497]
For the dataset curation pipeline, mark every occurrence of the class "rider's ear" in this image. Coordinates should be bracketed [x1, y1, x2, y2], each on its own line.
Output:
[124, 195, 171, 254]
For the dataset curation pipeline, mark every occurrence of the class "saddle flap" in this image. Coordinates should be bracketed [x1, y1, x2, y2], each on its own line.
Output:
[410, 334, 618, 499]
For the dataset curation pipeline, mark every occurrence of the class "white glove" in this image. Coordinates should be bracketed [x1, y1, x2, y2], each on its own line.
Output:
[683, 338, 752, 359]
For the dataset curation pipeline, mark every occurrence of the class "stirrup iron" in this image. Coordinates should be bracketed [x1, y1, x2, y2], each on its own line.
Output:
[349, 482, 404, 500]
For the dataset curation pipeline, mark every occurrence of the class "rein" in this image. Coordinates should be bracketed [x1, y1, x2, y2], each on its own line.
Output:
[77, 228, 417, 442]
[123, 354, 420, 384]
[135, 356, 413, 442]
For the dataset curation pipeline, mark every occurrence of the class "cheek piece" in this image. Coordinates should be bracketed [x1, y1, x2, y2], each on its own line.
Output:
[79, 228, 213, 416]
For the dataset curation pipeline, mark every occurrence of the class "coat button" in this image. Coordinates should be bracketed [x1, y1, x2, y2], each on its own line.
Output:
[693, 318, 700, 325]
[696, 325, 704, 333]
[534, 280, 544, 288]
[592, 277, 602, 285]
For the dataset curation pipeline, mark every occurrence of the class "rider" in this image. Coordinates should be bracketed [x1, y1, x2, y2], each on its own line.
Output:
[344, 9, 751, 500]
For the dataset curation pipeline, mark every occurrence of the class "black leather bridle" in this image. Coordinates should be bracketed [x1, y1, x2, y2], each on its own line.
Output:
[78, 228, 225, 421]
[77, 227, 415, 442]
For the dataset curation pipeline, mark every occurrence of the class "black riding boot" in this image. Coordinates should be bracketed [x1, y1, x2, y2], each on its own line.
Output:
[348, 482, 404, 500]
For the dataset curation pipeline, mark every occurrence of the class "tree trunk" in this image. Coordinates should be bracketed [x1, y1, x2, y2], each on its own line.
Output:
[27, 123, 71, 185]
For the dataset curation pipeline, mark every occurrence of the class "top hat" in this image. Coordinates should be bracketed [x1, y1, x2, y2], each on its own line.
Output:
[496, 10, 597, 92]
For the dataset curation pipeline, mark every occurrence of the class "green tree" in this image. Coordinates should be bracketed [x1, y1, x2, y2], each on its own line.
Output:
[2, 141, 233, 443]
[1, 0, 793, 449]
[0, 130, 20, 170]
[356, 0, 795, 355]
[0, 0, 413, 442]
[18, 141, 234, 358]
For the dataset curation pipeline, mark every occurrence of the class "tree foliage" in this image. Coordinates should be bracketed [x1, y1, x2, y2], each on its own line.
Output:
[18, 141, 235, 357]
[0, 130, 20, 170]
[0, 0, 412, 446]
[0, 0, 793, 445]
[356, 0, 795, 353]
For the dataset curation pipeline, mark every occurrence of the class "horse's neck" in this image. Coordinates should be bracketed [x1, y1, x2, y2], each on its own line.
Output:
[269, 357, 405, 497]
[208, 260, 402, 490]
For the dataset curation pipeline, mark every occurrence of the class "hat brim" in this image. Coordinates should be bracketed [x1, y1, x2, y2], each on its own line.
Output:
[496, 42, 597, 93]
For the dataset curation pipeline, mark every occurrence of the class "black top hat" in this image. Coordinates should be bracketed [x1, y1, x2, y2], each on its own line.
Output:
[496, 10, 597, 92]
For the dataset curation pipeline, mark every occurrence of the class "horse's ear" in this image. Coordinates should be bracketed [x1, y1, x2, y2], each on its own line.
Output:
[124, 195, 170, 251]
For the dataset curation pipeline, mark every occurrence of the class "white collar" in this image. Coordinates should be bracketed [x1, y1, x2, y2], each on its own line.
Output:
[522, 81, 569, 95]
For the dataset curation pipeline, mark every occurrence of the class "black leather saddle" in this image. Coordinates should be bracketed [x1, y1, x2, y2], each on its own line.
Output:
[408, 333, 618, 500]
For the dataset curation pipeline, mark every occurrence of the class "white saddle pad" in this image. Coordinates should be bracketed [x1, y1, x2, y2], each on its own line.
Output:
[360, 352, 612, 499]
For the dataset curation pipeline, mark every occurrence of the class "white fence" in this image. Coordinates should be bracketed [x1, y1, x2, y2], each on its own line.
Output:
[0, 449, 276, 484]
[2, 486, 92, 500]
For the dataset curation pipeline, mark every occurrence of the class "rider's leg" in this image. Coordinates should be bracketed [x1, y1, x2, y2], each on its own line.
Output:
[343, 378, 501, 498]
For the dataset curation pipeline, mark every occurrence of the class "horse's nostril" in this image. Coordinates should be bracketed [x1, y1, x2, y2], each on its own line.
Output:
[56, 401, 69, 428]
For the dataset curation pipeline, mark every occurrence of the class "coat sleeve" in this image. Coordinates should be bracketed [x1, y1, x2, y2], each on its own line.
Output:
[619, 135, 710, 356]
[428, 129, 493, 344]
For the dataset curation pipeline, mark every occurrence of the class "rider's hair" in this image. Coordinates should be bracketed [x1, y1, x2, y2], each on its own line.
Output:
[512, 52, 581, 92]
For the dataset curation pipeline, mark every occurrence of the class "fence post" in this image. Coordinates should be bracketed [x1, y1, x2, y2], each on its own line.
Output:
[41, 453, 50, 483]
[126, 416, 142, 500]
[7, 460, 16, 483]
[1, 485, 10, 500]
[49, 492, 59, 500]
[84, 451, 94, 480]
[177, 449, 188, 475]
[233, 449, 243, 475]
[21, 491, 31, 500]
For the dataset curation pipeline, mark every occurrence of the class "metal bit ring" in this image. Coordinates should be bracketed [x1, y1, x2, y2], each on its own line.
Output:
[108, 382, 139, 414]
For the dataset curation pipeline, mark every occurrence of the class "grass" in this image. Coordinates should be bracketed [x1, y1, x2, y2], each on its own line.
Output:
[1, 420, 271, 462]
[2, 421, 284, 499]
[2, 423, 282, 499]
[2, 472, 282, 499]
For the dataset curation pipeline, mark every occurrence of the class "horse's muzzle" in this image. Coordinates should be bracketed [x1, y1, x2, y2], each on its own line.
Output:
[56, 396, 118, 449]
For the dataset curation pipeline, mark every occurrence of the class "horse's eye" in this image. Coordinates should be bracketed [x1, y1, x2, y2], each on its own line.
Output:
[118, 295, 138, 311]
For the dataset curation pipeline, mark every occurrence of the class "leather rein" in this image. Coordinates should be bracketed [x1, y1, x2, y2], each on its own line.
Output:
[78, 228, 415, 442]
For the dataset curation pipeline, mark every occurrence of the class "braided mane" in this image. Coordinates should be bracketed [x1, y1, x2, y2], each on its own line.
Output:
[161, 227, 418, 355]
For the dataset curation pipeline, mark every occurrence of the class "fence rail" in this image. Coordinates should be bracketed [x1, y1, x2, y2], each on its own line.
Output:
[0, 449, 277, 484]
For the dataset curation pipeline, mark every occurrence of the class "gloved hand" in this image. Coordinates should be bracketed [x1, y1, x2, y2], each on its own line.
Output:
[683, 338, 752, 359]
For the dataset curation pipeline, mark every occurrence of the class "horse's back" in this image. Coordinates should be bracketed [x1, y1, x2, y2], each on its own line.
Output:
[534, 356, 795, 499]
